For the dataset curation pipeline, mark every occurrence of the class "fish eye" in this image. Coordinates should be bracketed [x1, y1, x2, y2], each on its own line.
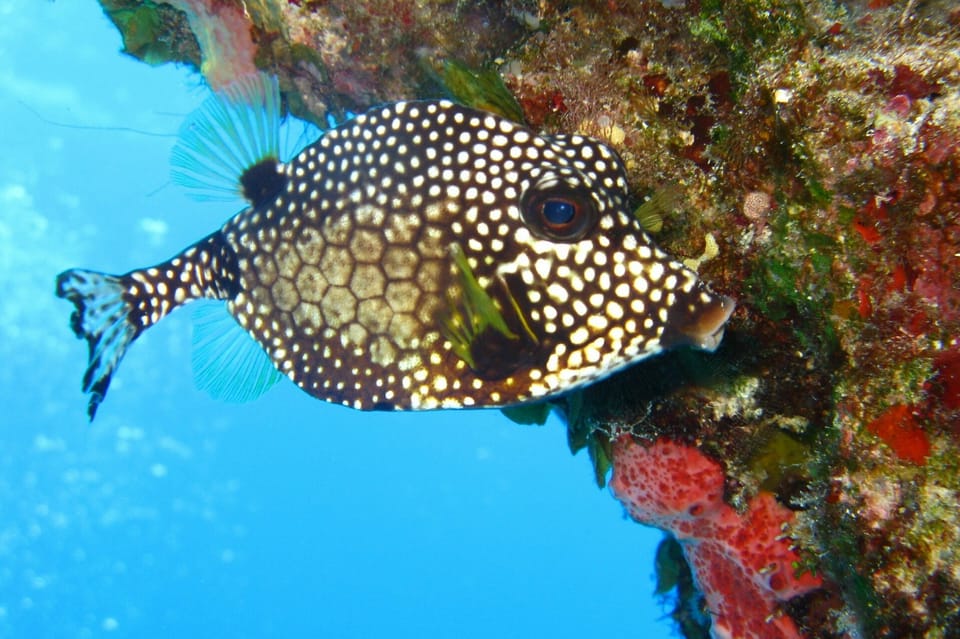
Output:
[521, 178, 598, 242]
[542, 198, 576, 225]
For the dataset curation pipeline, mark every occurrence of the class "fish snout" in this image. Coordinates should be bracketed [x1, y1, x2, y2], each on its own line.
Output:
[663, 290, 736, 352]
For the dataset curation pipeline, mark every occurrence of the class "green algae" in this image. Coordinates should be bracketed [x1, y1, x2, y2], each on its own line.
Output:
[821, 491, 886, 639]
[100, 0, 201, 68]
[438, 60, 526, 123]
[654, 534, 683, 595]
[747, 430, 811, 494]
[586, 435, 612, 489]
[744, 199, 847, 357]
[688, 0, 809, 94]
[271, 44, 330, 125]
[632, 186, 685, 234]
[654, 536, 711, 639]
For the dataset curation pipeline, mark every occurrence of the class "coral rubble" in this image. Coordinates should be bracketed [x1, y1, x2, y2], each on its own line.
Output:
[94, 0, 960, 636]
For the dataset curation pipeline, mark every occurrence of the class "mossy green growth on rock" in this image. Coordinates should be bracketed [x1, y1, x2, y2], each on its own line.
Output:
[744, 203, 844, 355]
[654, 536, 711, 639]
[747, 430, 812, 494]
[560, 391, 615, 488]
[100, 0, 201, 68]
[268, 44, 330, 126]
[689, 0, 810, 93]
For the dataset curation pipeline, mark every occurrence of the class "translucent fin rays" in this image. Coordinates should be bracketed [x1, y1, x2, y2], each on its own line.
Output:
[171, 73, 282, 202]
[191, 302, 283, 403]
[171, 73, 294, 402]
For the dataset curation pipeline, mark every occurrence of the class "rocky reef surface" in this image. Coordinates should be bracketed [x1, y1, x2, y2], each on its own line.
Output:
[96, 1, 960, 636]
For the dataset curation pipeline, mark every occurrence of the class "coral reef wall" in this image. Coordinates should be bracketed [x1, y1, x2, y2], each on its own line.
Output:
[96, 1, 960, 637]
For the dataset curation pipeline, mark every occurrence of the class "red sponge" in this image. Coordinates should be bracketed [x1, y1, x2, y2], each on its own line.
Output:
[610, 436, 822, 639]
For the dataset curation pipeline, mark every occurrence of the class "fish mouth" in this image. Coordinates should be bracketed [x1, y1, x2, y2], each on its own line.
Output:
[664, 294, 736, 352]
[691, 294, 736, 351]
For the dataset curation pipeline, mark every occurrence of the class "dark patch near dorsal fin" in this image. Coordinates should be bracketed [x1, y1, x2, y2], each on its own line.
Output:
[171, 73, 283, 204]
[240, 157, 287, 209]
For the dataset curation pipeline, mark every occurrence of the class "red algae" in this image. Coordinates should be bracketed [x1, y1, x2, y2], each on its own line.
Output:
[865, 404, 930, 465]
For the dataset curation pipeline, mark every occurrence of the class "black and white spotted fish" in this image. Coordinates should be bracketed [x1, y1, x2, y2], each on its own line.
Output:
[56, 74, 734, 420]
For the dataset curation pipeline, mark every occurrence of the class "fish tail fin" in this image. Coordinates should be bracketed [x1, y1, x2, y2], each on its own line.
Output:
[55, 269, 140, 421]
[56, 232, 240, 420]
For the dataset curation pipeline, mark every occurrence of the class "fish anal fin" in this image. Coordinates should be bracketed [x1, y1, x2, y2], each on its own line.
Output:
[191, 302, 283, 402]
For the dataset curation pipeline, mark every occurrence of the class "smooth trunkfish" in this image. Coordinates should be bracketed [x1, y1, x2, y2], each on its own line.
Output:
[56, 75, 734, 420]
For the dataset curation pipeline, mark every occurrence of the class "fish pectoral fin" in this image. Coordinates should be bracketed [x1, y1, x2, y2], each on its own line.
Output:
[500, 401, 552, 426]
[469, 272, 547, 380]
[191, 301, 284, 402]
[465, 320, 540, 380]
[442, 248, 544, 379]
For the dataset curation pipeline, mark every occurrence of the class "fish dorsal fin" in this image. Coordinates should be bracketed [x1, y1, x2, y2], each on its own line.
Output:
[190, 302, 283, 402]
[171, 73, 284, 207]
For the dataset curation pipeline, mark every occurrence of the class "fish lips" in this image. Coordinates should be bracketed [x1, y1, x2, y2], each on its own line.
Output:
[663, 293, 736, 352]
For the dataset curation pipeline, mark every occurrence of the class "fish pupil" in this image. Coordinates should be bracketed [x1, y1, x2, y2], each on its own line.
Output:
[542, 198, 577, 226]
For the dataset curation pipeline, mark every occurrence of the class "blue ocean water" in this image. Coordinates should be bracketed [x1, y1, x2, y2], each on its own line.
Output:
[0, 2, 674, 637]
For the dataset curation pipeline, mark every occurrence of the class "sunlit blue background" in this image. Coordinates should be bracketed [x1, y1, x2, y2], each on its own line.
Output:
[0, 1, 673, 637]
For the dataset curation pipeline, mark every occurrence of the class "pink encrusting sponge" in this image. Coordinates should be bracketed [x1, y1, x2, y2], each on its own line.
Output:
[609, 436, 823, 639]
[166, 0, 259, 89]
